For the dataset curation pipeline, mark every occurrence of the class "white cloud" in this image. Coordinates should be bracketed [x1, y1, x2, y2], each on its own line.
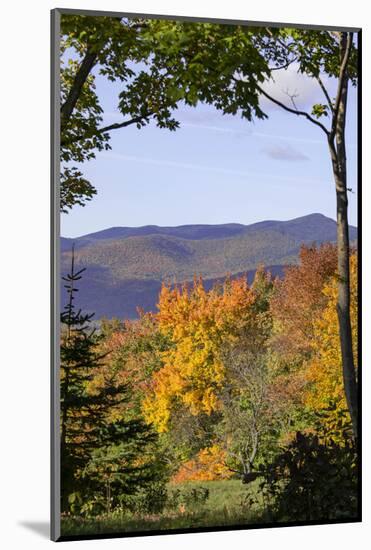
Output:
[260, 63, 337, 112]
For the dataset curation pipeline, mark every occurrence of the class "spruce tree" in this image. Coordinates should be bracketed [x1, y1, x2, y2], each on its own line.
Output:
[60, 248, 166, 515]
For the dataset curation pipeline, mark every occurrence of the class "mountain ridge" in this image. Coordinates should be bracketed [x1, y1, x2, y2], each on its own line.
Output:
[62, 213, 356, 242]
[60, 214, 357, 319]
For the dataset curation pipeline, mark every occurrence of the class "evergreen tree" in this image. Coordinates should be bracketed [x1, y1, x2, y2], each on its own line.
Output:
[60, 248, 166, 515]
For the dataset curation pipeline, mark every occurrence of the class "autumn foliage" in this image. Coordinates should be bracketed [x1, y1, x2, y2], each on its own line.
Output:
[64, 244, 358, 497]
[305, 254, 358, 418]
[143, 276, 256, 431]
[270, 243, 338, 359]
[171, 445, 233, 482]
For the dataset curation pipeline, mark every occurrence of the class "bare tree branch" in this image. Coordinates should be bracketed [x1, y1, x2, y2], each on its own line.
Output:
[282, 87, 300, 111]
[255, 82, 330, 135]
[263, 27, 345, 137]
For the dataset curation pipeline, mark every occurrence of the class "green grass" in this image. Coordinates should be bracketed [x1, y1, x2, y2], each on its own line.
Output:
[61, 479, 268, 537]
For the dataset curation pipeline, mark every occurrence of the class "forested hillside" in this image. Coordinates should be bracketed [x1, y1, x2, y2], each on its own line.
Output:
[61, 214, 357, 319]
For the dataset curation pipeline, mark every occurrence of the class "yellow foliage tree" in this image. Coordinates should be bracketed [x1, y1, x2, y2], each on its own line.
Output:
[143, 276, 256, 431]
[305, 254, 358, 422]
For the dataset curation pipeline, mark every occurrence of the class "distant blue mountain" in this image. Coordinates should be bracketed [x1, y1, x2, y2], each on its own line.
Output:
[61, 222, 248, 251]
[60, 213, 357, 319]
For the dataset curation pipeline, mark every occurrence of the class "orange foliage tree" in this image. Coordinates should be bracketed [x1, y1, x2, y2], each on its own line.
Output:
[171, 444, 233, 482]
[270, 243, 338, 360]
[142, 276, 256, 432]
[265, 244, 339, 433]
[269, 245, 358, 441]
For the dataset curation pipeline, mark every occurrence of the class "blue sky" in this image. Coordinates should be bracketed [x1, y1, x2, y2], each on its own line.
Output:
[61, 54, 358, 238]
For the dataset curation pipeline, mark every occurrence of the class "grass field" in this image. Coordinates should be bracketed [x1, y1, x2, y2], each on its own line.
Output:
[61, 479, 268, 537]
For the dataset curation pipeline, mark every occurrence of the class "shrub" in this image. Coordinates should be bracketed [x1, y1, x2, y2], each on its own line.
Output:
[253, 431, 358, 522]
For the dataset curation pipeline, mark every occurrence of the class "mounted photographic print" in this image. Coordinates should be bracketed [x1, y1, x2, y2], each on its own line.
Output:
[51, 8, 361, 541]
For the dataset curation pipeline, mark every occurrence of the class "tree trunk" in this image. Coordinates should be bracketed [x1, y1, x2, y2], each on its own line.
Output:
[327, 32, 358, 438]
[61, 49, 98, 129]
[335, 179, 358, 437]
